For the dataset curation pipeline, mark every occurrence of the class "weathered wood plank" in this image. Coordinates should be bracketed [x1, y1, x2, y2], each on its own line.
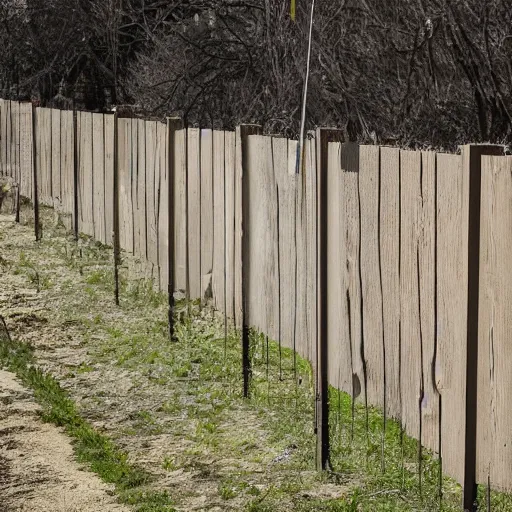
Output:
[326, 142, 345, 391]
[145, 121, 159, 266]
[157, 122, 168, 292]
[104, 114, 115, 246]
[224, 131, 236, 321]
[359, 145, 385, 409]
[212, 130, 226, 312]
[305, 136, 317, 363]
[40, 108, 53, 206]
[60, 110, 74, 229]
[339, 143, 364, 401]
[274, 137, 294, 349]
[400, 149, 422, 441]
[79, 112, 94, 236]
[187, 128, 201, 299]
[173, 128, 187, 293]
[380, 147, 401, 421]
[135, 119, 147, 260]
[419, 151, 439, 454]
[200, 129, 214, 300]
[477, 154, 512, 491]
[118, 118, 133, 253]
[51, 108, 61, 209]
[436, 152, 466, 485]
[92, 113, 105, 243]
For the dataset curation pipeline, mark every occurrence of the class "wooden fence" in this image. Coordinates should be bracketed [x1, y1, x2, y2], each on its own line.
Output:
[2, 98, 512, 504]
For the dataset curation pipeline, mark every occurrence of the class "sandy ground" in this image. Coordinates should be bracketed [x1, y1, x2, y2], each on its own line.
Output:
[0, 369, 129, 512]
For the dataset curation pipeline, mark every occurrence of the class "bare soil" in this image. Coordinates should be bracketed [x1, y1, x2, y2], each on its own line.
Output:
[0, 369, 129, 512]
[0, 208, 346, 511]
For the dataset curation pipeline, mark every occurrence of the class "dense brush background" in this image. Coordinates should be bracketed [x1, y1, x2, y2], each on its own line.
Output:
[2, 0, 512, 147]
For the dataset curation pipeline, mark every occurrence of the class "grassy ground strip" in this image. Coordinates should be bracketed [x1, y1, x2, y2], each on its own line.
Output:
[3, 206, 510, 511]
[0, 328, 176, 511]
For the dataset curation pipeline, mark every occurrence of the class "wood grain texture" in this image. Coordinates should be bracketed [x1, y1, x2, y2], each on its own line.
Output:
[326, 142, 345, 390]
[39, 108, 53, 206]
[118, 118, 133, 253]
[19, 103, 33, 201]
[5, 101, 11, 177]
[418, 151, 439, 454]
[135, 119, 147, 259]
[104, 114, 115, 246]
[187, 128, 201, 299]
[212, 130, 226, 312]
[477, 155, 512, 491]
[380, 147, 401, 421]
[51, 108, 61, 209]
[172, 129, 187, 293]
[340, 142, 364, 401]
[224, 131, 236, 321]
[200, 129, 214, 299]
[145, 121, 159, 266]
[156, 122, 167, 292]
[399, 149, 422, 440]
[78, 112, 94, 236]
[92, 113, 106, 244]
[244, 135, 279, 337]
[359, 145, 385, 409]
[274, 137, 294, 349]
[305, 136, 317, 363]
[436, 152, 466, 485]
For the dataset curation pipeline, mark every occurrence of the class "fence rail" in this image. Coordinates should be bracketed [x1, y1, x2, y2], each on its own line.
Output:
[2, 98, 512, 505]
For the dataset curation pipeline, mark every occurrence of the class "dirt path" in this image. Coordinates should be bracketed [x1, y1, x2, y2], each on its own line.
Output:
[0, 208, 349, 512]
[0, 369, 129, 512]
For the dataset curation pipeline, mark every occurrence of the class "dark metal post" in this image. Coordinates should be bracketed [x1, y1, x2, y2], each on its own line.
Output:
[238, 124, 262, 398]
[31, 103, 40, 241]
[315, 128, 344, 471]
[462, 144, 504, 512]
[167, 117, 183, 341]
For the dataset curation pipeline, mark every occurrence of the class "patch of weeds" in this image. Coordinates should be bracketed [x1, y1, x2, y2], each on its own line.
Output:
[0, 333, 175, 512]
[76, 362, 95, 374]
[162, 457, 180, 471]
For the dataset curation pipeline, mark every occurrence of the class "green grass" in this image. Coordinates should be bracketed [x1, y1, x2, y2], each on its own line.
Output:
[0, 331, 176, 512]
[4, 206, 512, 511]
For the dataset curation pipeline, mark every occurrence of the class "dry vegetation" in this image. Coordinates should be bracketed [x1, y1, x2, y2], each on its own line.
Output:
[2, 1, 512, 147]
[3, 204, 502, 511]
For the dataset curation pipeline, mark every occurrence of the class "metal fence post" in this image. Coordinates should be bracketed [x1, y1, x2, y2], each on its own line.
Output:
[167, 117, 183, 341]
[462, 144, 504, 511]
[237, 124, 262, 398]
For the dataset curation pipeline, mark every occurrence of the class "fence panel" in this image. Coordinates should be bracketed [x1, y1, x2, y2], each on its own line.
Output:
[225, 131, 236, 321]
[275, 137, 295, 350]
[200, 129, 214, 300]
[39, 108, 53, 206]
[172, 128, 187, 293]
[104, 114, 115, 246]
[436, 152, 466, 485]
[212, 130, 225, 312]
[145, 120, 159, 267]
[326, 142, 346, 391]
[360, 145, 385, 409]
[133, 119, 147, 260]
[118, 118, 134, 253]
[477, 155, 512, 491]
[51, 108, 61, 209]
[245, 135, 279, 338]
[157, 122, 168, 292]
[380, 147, 401, 421]
[19, 103, 33, 201]
[188, 128, 201, 299]
[92, 113, 106, 244]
